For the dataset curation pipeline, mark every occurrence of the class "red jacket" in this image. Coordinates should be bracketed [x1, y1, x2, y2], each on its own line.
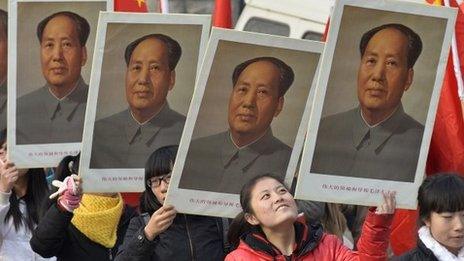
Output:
[225, 208, 393, 261]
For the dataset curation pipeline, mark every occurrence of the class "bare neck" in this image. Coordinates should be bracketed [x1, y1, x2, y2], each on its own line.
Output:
[262, 223, 295, 256]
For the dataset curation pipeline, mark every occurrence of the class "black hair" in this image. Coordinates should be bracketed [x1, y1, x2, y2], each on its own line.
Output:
[227, 174, 287, 249]
[140, 145, 178, 215]
[0, 132, 49, 232]
[0, 9, 7, 37]
[36, 11, 90, 47]
[418, 173, 464, 224]
[124, 34, 182, 70]
[359, 23, 422, 69]
[5, 168, 49, 232]
[232, 57, 294, 97]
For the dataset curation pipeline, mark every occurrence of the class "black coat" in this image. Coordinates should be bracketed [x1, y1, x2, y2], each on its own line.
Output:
[114, 212, 226, 261]
[30, 203, 137, 261]
[394, 239, 439, 261]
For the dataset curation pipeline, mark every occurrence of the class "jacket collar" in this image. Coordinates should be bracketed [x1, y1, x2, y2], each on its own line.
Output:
[241, 217, 324, 259]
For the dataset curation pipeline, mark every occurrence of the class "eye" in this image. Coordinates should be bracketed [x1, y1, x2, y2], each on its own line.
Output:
[260, 193, 270, 200]
[149, 64, 160, 71]
[43, 42, 53, 48]
[236, 85, 248, 93]
[365, 58, 376, 65]
[63, 41, 72, 48]
[131, 64, 141, 71]
[386, 60, 398, 67]
[257, 88, 269, 97]
[278, 187, 287, 194]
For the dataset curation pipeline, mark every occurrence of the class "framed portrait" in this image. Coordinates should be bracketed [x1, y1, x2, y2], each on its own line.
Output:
[7, 0, 111, 168]
[165, 28, 323, 218]
[295, 0, 457, 209]
[79, 12, 211, 192]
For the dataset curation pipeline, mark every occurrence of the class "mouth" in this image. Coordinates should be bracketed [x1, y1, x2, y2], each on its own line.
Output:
[366, 88, 386, 96]
[237, 113, 256, 122]
[134, 91, 152, 98]
[50, 67, 67, 74]
[275, 204, 289, 212]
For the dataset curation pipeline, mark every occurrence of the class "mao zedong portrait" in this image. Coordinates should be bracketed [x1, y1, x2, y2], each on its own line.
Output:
[311, 23, 424, 182]
[16, 11, 90, 144]
[179, 57, 294, 194]
[90, 34, 185, 168]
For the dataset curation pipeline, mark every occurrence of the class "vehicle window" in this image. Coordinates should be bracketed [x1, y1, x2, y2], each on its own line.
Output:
[244, 17, 290, 37]
[302, 31, 323, 41]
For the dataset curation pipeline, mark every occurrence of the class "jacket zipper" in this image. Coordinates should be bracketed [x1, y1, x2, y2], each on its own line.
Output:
[108, 248, 113, 260]
[184, 214, 195, 261]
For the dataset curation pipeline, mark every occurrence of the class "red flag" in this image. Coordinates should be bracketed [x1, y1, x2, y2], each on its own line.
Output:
[114, 0, 148, 12]
[391, 0, 464, 255]
[213, 0, 232, 28]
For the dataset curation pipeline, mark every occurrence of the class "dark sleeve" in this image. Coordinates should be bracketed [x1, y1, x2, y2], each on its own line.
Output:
[30, 203, 73, 258]
[114, 216, 158, 261]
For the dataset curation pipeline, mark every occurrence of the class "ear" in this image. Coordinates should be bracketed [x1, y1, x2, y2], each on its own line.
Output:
[244, 212, 260, 226]
[404, 68, 413, 92]
[168, 70, 176, 91]
[273, 96, 284, 117]
[80, 46, 88, 67]
[424, 217, 431, 228]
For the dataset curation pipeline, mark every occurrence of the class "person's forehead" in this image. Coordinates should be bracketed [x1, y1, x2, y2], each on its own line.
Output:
[367, 28, 409, 50]
[238, 60, 280, 83]
[43, 15, 78, 38]
[131, 37, 168, 60]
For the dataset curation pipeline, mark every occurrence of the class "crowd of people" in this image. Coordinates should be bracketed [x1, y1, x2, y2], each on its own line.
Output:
[0, 125, 463, 260]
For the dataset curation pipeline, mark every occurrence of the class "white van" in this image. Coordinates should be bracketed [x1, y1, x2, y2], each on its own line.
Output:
[235, 0, 425, 40]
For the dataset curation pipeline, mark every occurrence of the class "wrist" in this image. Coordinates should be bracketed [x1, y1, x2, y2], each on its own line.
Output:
[0, 183, 12, 194]
[143, 226, 157, 241]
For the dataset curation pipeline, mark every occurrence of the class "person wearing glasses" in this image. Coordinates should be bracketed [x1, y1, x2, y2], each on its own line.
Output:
[115, 145, 228, 260]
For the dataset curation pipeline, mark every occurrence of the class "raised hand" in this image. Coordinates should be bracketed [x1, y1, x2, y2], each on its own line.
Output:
[50, 174, 82, 213]
[375, 191, 396, 215]
[144, 205, 177, 240]
[0, 161, 19, 193]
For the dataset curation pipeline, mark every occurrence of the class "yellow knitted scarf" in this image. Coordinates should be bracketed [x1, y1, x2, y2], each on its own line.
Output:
[71, 194, 123, 248]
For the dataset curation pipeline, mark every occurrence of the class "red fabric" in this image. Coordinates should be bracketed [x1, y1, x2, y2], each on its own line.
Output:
[225, 210, 393, 261]
[213, 0, 232, 28]
[121, 192, 141, 208]
[114, 0, 148, 12]
[390, 0, 464, 255]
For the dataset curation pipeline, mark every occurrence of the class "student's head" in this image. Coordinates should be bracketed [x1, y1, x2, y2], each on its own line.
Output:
[418, 173, 464, 254]
[240, 174, 298, 229]
[124, 34, 181, 118]
[141, 145, 177, 213]
[0, 129, 49, 232]
[228, 57, 294, 146]
[37, 11, 89, 92]
[228, 174, 297, 247]
[55, 153, 80, 182]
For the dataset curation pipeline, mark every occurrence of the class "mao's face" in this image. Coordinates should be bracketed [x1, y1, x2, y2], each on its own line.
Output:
[0, 25, 7, 85]
[357, 28, 413, 115]
[40, 15, 87, 89]
[228, 61, 283, 140]
[125, 38, 174, 113]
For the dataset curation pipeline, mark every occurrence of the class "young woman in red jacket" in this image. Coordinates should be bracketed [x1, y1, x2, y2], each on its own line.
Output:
[226, 174, 396, 261]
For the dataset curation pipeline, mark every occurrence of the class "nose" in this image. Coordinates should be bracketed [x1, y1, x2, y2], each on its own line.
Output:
[159, 179, 169, 193]
[137, 66, 150, 86]
[242, 89, 257, 108]
[454, 216, 464, 231]
[371, 61, 386, 83]
[51, 45, 64, 62]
